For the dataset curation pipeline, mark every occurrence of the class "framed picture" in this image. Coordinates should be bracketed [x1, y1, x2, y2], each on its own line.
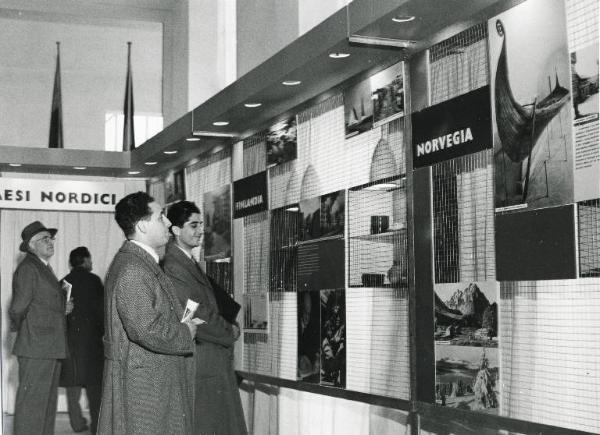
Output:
[203, 184, 231, 261]
[165, 169, 185, 204]
[266, 117, 297, 167]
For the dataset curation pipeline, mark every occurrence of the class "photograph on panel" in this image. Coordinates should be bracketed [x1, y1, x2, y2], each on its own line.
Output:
[269, 205, 299, 292]
[266, 117, 297, 167]
[319, 190, 345, 238]
[320, 289, 346, 388]
[371, 61, 405, 126]
[164, 168, 185, 205]
[344, 76, 374, 138]
[434, 281, 499, 413]
[571, 41, 600, 202]
[203, 184, 231, 261]
[489, 0, 574, 211]
[243, 293, 268, 331]
[298, 196, 321, 241]
[297, 290, 320, 383]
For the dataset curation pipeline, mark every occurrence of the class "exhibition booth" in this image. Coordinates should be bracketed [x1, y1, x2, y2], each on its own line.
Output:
[1, 0, 599, 433]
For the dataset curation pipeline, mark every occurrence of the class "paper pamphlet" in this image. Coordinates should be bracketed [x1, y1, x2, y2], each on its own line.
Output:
[62, 280, 72, 301]
[181, 299, 205, 324]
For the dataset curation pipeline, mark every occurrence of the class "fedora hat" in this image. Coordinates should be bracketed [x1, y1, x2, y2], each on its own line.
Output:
[19, 221, 57, 252]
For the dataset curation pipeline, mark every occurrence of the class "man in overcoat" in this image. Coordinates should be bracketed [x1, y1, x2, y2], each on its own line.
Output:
[97, 191, 198, 435]
[9, 220, 73, 435]
[163, 200, 247, 435]
[60, 246, 104, 434]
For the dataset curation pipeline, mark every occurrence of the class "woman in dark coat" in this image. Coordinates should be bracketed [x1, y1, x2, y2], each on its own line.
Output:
[60, 247, 104, 434]
[163, 200, 247, 435]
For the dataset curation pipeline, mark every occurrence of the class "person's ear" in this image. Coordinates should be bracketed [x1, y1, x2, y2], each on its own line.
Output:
[171, 225, 181, 237]
[136, 219, 148, 235]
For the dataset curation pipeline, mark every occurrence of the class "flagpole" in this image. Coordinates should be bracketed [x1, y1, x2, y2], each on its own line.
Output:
[123, 41, 135, 151]
[49, 41, 64, 148]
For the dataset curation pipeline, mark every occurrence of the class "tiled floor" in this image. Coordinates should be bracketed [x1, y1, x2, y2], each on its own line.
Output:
[3, 412, 92, 434]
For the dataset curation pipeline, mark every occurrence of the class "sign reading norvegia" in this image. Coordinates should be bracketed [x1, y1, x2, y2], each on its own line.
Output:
[411, 86, 492, 168]
[0, 178, 125, 212]
[233, 171, 268, 219]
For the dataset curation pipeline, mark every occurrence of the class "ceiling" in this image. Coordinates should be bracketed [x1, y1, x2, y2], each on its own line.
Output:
[0, 0, 522, 179]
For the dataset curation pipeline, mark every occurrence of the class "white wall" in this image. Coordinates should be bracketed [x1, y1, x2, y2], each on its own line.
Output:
[0, 18, 162, 150]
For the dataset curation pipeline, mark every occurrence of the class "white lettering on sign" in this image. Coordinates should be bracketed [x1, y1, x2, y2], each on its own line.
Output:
[235, 195, 264, 211]
[416, 127, 474, 157]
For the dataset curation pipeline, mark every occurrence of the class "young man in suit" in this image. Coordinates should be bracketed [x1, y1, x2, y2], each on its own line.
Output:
[98, 192, 198, 435]
[9, 221, 73, 435]
[163, 200, 246, 435]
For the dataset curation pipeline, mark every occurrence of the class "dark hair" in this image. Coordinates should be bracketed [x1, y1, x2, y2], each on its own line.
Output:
[167, 200, 200, 232]
[115, 191, 154, 237]
[69, 246, 90, 268]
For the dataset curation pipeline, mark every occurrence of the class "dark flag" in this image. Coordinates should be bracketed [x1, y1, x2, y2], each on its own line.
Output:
[49, 42, 63, 149]
[123, 42, 135, 151]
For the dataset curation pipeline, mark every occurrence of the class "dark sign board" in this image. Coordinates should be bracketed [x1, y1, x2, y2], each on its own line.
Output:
[412, 86, 492, 168]
[495, 205, 576, 281]
[233, 171, 268, 219]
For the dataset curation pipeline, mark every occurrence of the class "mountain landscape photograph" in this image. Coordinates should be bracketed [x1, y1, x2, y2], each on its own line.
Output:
[435, 281, 500, 413]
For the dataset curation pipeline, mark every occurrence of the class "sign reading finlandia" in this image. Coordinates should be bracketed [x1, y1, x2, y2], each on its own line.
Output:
[0, 178, 125, 212]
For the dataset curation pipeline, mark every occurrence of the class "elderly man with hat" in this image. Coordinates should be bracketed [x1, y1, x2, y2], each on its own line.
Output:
[9, 221, 73, 435]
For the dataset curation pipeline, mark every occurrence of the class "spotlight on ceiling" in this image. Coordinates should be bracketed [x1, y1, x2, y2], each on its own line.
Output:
[244, 102, 262, 108]
[329, 52, 350, 59]
[212, 121, 229, 126]
[282, 80, 301, 86]
[392, 15, 415, 23]
[163, 150, 178, 155]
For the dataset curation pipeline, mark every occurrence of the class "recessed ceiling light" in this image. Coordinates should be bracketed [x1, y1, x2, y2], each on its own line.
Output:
[145, 161, 157, 165]
[212, 121, 229, 126]
[128, 171, 141, 175]
[329, 52, 350, 59]
[73, 166, 87, 170]
[365, 182, 398, 191]
[186, 137, 201, 142]
[9, 163, 22, 167]
[392, 15, 415, 23]
[282, 80, 301, 86]
[163, 150, 178, 155]
[244, 103, 262, 108]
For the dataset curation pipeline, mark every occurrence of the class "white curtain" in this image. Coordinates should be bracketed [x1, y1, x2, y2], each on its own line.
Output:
[1, 209, 127, 413]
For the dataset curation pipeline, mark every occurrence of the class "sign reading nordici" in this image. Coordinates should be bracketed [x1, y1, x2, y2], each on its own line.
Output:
[233, 171, 268, 219]
[0, 178, 126, 212]
[411, 85, 492, 168]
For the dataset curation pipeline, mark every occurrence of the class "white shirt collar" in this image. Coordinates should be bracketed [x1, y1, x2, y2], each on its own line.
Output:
[175, 244, 193, 260]
[35, 254, 49, 266]
[130, 240, 159, 263]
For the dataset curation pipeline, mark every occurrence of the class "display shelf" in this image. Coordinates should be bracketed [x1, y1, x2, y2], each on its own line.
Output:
[350, 228, 406, 243]
[348, 176, 408, 289]
[297, 234, 344, 246]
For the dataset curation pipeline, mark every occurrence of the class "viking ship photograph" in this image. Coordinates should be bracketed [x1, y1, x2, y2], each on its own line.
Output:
[490, 1, 574, 209]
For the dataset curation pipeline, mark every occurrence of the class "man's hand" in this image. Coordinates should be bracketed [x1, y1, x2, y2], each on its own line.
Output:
[232, 324, 241, 341]
[65, 298, 74, 315]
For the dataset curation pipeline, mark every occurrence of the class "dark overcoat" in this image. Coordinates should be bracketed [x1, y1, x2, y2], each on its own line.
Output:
[9, 253, 67, 359]
[97, 241, 195, 435]
[60, 266, 104, 387]
[162, 241, 247, 435]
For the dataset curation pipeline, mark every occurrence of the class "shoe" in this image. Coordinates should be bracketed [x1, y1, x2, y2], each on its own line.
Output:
[73, 424, 89, 433]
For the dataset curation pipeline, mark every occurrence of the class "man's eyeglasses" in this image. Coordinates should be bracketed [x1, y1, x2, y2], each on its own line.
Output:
[32, 235, 56, 244]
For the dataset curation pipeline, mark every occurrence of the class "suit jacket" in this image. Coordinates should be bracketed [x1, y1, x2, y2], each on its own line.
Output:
[60, 267, 104, 387]
[97, 241, 194, 435]
[9, 253, 67, 359]
[162, 241, 247, 435]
